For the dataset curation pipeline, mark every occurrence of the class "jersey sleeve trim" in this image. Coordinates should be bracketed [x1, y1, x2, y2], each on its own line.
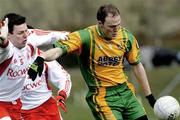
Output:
[53, 41, 68, 56]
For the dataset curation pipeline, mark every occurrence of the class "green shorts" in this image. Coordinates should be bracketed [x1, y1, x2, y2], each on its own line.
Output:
[86, 83, 146, 120]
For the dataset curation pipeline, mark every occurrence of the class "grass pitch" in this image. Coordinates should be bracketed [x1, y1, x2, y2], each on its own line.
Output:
[51, 66, 180, 120]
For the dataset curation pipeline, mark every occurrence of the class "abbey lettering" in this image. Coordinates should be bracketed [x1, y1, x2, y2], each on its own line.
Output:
[97, 56, 123, 66]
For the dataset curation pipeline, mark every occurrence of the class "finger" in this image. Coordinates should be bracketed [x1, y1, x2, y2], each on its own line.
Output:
[38, 68, 43, 76]
[59, 102, 67, 113]
[30, 74, 37, 81]
[38, 65, 44, 77]
[31, 74, 37, 81]
[28, 69, 37, 81]
[4, 18, 9, 27]
[0, 18, 8, 28]
[64, 36, 68, 40]
[64, 31, 70, 35]
[38, 72, 42, 77]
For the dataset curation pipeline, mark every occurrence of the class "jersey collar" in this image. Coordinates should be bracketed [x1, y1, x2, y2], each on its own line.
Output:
[96, 25, 111, 40]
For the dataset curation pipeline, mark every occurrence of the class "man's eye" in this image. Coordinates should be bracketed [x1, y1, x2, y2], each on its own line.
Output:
[18, 33, 23, 35]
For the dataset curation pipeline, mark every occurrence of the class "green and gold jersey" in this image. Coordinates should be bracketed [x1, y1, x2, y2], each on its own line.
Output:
[54, 25, 140, 89]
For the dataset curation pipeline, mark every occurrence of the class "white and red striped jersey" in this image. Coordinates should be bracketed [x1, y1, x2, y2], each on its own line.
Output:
[21, 59, 71, 110]
[0, 29, 68, 102]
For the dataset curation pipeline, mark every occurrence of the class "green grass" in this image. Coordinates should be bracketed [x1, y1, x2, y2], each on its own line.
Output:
[51, 66, 180, 120]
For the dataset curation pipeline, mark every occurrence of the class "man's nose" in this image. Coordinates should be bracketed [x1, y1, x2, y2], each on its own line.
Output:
[23, 32, 28, 38]
[113, 26, 120, 32]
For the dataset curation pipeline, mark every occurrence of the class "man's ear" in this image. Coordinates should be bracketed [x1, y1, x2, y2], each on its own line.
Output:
[98, 21, 103, 27]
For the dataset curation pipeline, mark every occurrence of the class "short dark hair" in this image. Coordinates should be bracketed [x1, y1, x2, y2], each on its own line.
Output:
[96, 4, 120, 24]
[2, 13, 26, 33]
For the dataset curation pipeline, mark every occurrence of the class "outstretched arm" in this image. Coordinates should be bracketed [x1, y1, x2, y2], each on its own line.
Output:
[28, 30, 82, 80]
[40, 47, 63, 62]
[28, 47, 64, 80]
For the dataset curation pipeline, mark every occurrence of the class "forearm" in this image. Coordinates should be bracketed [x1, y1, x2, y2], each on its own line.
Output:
[40, 47, 63, 61]
[27, 29, 68, 47]
[47, 61, 72, 97]
[132, 63, 152, 96]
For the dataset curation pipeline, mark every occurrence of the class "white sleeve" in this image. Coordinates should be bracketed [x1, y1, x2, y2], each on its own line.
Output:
[27, 29, 69, 47]
[0, 42, 13, 64]
[46, 60, 72, 98]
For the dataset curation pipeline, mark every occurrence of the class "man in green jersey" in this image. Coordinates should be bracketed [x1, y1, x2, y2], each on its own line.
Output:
[28, 3, 156, 120]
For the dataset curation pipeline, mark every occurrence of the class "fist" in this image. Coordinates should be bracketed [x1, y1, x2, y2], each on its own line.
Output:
[0, 18, 9, 43]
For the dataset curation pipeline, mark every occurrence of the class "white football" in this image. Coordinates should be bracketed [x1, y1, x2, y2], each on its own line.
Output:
[153, 96, 180, 120]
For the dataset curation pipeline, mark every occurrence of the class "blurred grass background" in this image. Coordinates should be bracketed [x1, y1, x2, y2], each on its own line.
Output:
[1, 0, 180, 49]
[51, 66, 180, 120]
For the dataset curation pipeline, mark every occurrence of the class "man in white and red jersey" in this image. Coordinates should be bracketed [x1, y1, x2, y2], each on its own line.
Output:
[0, 13, 68, 120]
[21, 49, 71, 120]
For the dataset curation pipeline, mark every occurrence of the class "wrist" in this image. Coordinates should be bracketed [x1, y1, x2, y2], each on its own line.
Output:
[37, 56, 44, 62]
[146, 94, 156, 108]
[58, 90, 67, 100]
[146, 94, 155, 99]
